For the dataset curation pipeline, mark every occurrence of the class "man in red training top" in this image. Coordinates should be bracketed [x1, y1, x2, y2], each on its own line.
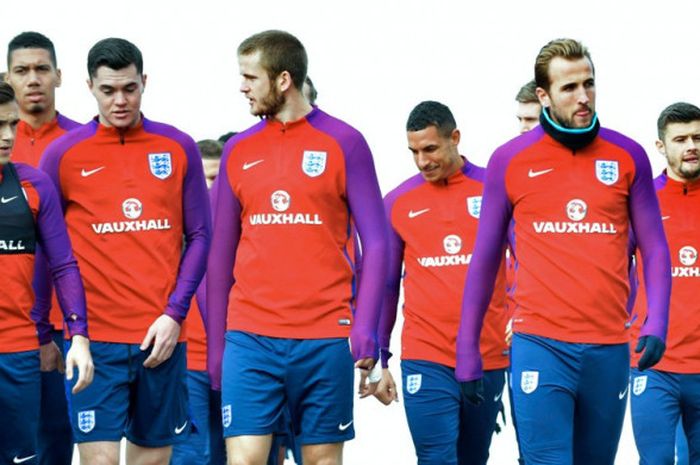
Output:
[207, 30, 387, 465]
[0, 81, 92, 465]
[456, 38, 671, 465]
[629, 102, 700, 465]
[39, 38, 210, 465]
[5, 31, 83, 465]
[376, 100, 509, 465]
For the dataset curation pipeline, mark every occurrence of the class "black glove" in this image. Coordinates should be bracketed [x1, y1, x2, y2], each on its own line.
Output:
[459, 379, 484, 406]
[635, 335, 666, 371]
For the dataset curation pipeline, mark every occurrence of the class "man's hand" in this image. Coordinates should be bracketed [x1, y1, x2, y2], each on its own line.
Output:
[39, 340, 65, 373]
[636, 335, 666, 371]
[66, 335, 94, 394]
[460, 379, 484, 406]
[373, 368, 399, 405]
[141, 314, 181, 368]
[355, 357, 378, 398]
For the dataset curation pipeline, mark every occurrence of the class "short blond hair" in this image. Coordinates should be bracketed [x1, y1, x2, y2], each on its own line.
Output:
[534, 38, 593, 91]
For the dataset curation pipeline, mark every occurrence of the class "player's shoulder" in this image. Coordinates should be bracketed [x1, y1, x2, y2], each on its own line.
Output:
[142, 117, 197, 149]
[221, 120, 268, 160]
[44, 120, 98, 158]
[56, 112, 83, 131]
[305, 107, 367, 147]
[597, 127, 645, 155]
[385, 173, 426, 207]
[14, 162, 53, 191]
[490, 126, 546, 167]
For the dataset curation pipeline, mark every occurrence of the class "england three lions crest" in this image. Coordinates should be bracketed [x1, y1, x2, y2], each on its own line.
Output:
[595, 160, 618, 186]
[302, 151, 327, 177]
[467, 196, 482, 218]
[78, 410, 95, 433]
[149, 152, 173, 180]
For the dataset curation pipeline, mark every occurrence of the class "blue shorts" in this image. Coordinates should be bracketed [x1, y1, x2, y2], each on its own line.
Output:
[401, 360, 505, 465]
[0, 350, 40, 465]
[221, 330, 354, 445]
[630, 368, 700, 465]
[511, 333, 629, 465]
[66, 341, 190, 447]
[39, 330, 73, 465]
[171, 370, 226, 465]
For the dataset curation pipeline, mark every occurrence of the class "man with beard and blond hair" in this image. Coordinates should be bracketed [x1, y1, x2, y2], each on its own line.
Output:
[5, 32, 82, 465]
[628, 102, 700, 465]
[207, 29, 387, 465]
[456, 38, 671, 465]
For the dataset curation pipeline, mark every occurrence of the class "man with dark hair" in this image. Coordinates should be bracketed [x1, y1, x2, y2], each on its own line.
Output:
[456, 38, 671, 465]
[207, 29, 387, 465]
[0, 81, 93, 465]
[198, 138, 224, 188]
[375, 100, 509, 465]
[39, 37, 210, 465]
[515, 80, 541, 134]
[5, 30, 83, 465]
[302, 76, 317, 105]
[628, 102, 700, 465]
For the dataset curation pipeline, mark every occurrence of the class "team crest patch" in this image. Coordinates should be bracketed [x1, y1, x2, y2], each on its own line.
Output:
[467, 196, 482, 218]
[406, 374, 422, 394]
[148, 152, 173, 180]
[521, 371, 539, 394]
[78, 410, 95, 433]
[633, 375, 647, 396]
[222, 404, 232, 428]
[302, 151, 327, 177]
[595, 160, 619, 186]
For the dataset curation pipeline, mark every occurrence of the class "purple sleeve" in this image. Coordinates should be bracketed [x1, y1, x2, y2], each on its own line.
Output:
[618, 137, 671, 341]
[31, 246, 53, 343]
[377, 191, 404, 368]
[309, 112, 388, 362]
[206, 144, 242, 390]
[456, 146, 514, 381]
[144, 121, 211, 324]
[344, 138, 388, 362]
[22, 166, 88, 341]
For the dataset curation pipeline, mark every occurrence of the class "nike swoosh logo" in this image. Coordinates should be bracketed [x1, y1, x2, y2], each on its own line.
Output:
[174, 421, 188, 434]
[661, 216, 671, 221]
[408, 208, 430, 218]
[81, 167, 105, 177]
[13, 455, 37, 464]
[528, 168, 554, 178]
[1, 195, 18, 203]
[338, 420, 353, 431]
[242, 160, 264, 170]
[619, 386, 629, 400]
[494, 391, 503, 402]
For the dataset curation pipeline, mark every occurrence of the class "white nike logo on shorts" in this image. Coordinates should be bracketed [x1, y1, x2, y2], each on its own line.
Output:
[338, 420, 353, 431]
[13, 455, 37, 464]
[618, 386, 629, 400]
[175, 421, 188, 434]
[1, 195, 18, 203]
[494, 391, 503, 402]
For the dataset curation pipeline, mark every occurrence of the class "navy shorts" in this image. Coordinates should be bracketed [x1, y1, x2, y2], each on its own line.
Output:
[66, 341, 190, 447]
[511, 333, 629, 465]
[221, 330, 354, 445]
[630, 368, 700, 465]
[401, 360, 505, 465]
[0, 350, 40, 464]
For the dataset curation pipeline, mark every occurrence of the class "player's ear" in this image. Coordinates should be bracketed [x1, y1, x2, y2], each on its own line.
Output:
[56, 68, 62, 88]
[278, 70, 292, 93]
[451, 128, 461, 146]
[141, 74, 147, 93]
[535, 87, 550, 108]
[655, 139, 665, 157]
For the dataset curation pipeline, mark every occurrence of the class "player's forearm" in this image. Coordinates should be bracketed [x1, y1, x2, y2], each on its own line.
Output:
[377, 223, 404, 368]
